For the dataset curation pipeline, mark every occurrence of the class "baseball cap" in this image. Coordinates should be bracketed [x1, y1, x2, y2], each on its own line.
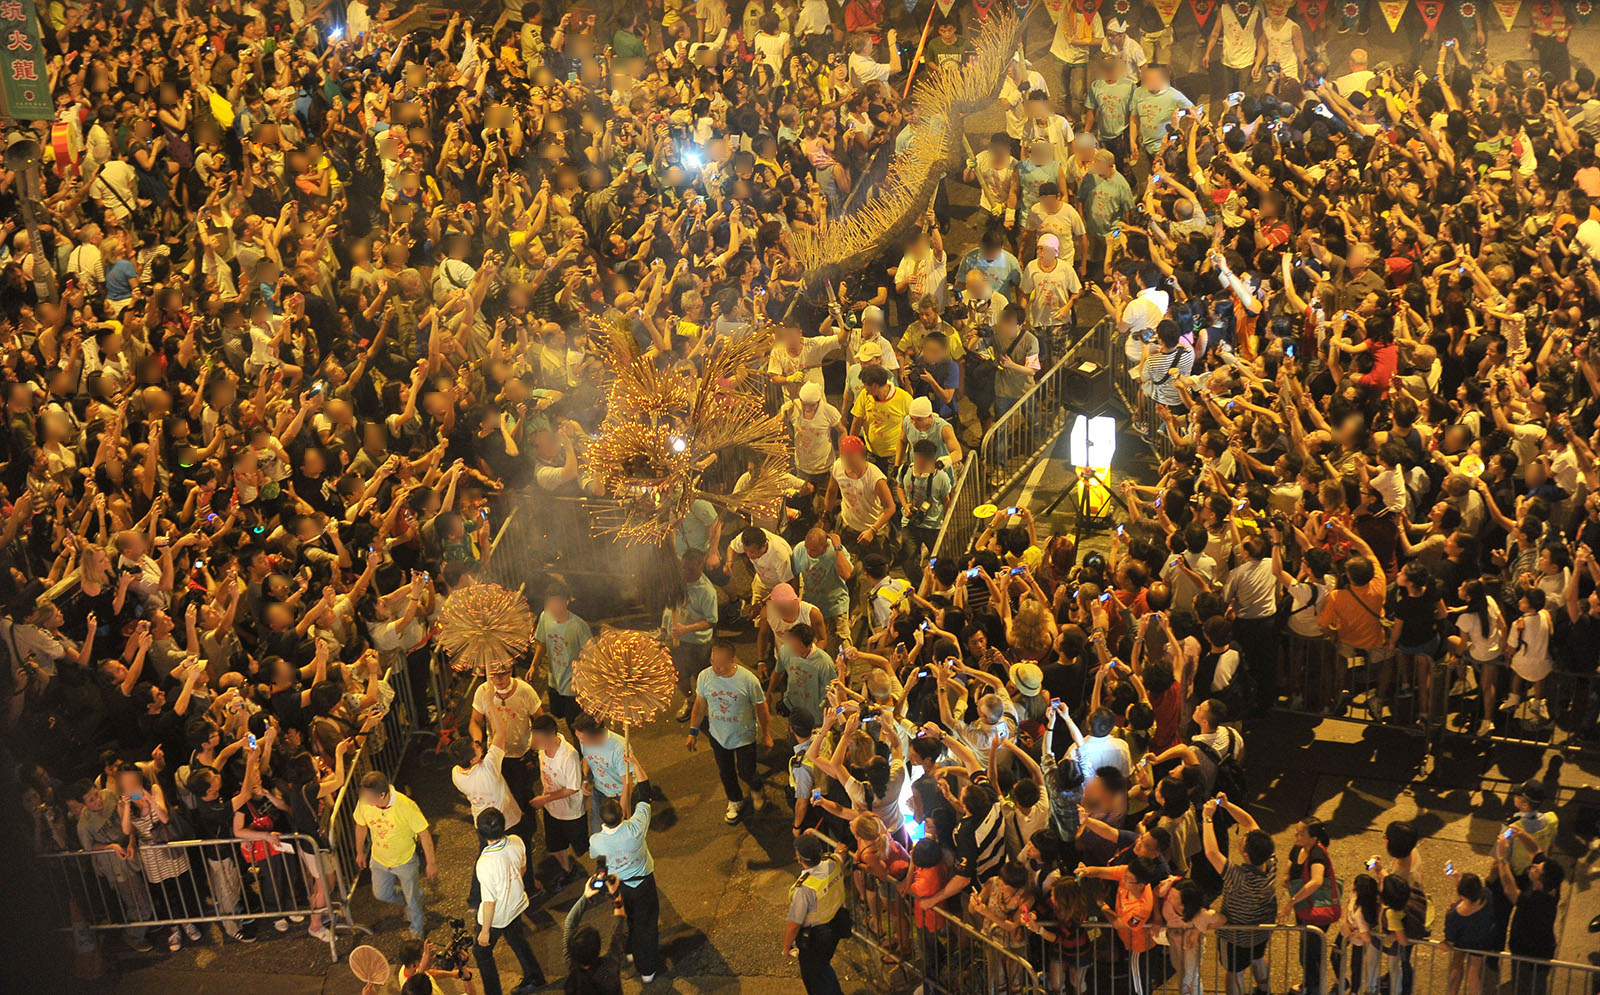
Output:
[1038, 233, 1060, 252]
[1514, 780, 1547, 806]
[798, 382, 823, 403]
[862, 305, 885, 325]
[909, 396, 933, 418]
[840, 435, 867, 456]
[770, 583, 799, 605]
[855, 340, 883, 363]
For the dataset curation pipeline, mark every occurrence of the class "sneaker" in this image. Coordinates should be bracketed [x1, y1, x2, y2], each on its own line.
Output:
[127, 935, 153, 953]
[724, 799, 745, 823]
[274, 918, 290, 932]
[641, 973, 657, 983]
[168, 928, 182, 952]
[1533, 698, 1550, 722]
[183, 923, 202, 941]
[308, 925, 331, 943]
[288, 915, 306, 924]
[226, 928, 256, 943]
[1477, 718, 1496, 737]
[750, 790, 768, 813]
[675, 701, 692, 722]
[510, 981, 546, 995]
[1499, 693, 1522, 712]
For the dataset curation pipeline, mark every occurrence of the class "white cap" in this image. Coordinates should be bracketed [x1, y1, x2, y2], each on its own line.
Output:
[1038, 233, 1060, 252]
[798, 382, 823, 403]
[1106, 17, 1129, 32]
[909, 396, 933, 418]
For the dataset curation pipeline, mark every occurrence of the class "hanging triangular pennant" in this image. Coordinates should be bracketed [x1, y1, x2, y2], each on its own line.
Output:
[1043, 0, 1068, 22]
[1192, 0, 1220, 26]
[1456, 0, 1478, 18]
[974, 0, 996, 18]
[1109, 0, 1134, 18]
[1153, 0, 1184, 23]
[1379, 0, 1408, 26]
[1570, 0, 1593, 23]
[1299, 0, 1330, 28]
[1492, 0, 1522, 26]
[937, 0, 957, 13]
[1415, 0, 1446, 27]
[1079, 0, 1105, 16]
[1529, 0, 1561, 27]
[1340, 0, 1365, 25]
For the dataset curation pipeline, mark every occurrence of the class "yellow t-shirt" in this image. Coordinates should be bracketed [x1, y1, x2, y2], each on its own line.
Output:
[851, 387, 912, 460]
[353, 790, 429, 868]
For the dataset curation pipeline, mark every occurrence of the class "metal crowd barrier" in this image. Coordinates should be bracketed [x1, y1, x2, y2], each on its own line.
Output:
[816, 823, 1336, 995]
[41, 833, 348, 963]
[1272, 637, 1600, 755]
[1110, 327, 1176, 463]
[327, 663, 428, 913]
[812, 831, 1048, 995]
[1332, 934, 1600, 995]
[931, 317, 1114, 562]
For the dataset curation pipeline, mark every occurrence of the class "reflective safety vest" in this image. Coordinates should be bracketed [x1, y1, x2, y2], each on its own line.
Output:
[791, 860, 845, 925]
[788, 748, 818, 795]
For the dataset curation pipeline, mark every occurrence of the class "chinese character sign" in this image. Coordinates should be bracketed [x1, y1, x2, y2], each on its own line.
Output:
[0, 0, 49, 120]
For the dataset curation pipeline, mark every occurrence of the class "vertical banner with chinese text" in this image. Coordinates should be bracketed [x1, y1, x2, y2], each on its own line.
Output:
[0, 0, 50, 120]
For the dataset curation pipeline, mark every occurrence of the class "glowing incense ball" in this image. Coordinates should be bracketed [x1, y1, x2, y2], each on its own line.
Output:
[573, 628, 678, 728]
[436, 583, 535, 674]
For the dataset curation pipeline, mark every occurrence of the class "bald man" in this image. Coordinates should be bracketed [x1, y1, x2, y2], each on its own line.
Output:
[1335, 49, 1375, 95]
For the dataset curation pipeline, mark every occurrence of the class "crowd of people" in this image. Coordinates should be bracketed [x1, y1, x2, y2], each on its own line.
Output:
[1, 0, 1596, 991]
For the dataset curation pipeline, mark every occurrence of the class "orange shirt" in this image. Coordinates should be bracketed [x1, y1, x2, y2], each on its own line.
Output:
[1318, 575, 1388, 650]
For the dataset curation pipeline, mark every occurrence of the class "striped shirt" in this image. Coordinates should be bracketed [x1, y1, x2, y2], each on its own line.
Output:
[1140, 346, 1193, 406]
[1219, 854, 1279, 942]
[954, 778, 1008, 886]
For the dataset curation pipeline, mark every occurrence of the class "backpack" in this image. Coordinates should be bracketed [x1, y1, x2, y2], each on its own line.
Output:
[1194, 726, 1248, 803]
[1400, 881, 1434, 940]
[1212, 642, 1258, 719]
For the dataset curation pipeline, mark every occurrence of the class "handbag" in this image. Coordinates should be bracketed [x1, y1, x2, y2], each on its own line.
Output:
[152, 802, 195, 844]
[1289, 845, 1342, 927]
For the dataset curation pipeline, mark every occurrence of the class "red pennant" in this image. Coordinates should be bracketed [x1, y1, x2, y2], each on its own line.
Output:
[1191, 0, 1220, 25]
[1078, 0, 1104, 14]
[1415, 0, 1446, 26]
[1299, 0, 1330, 27]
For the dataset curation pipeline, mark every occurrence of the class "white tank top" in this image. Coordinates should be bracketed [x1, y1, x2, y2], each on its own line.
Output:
[1220, 6, 1259, 69]
[1262, 16, 1299, 81]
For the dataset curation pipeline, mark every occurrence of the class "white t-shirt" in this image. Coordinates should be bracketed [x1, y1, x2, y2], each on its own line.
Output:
[1068, 733, 1132, 778]
[452, 745, 523, 829]
[785, 399, 842, 476]
[894, 249, 948, 306]
[474, 835, 530, 927]
[538, 736, 586, 822]
[768, 336, 838, 395]
[1020, 258, 1080, 325]
[471, 679, 544, 758]
[1456, 600, 1504, 662]
[830, 459, 890, 533]
[728, 529, 795, 589]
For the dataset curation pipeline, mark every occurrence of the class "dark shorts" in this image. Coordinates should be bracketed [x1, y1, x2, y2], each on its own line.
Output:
[548, 690, 584, 722]
[1222, 935, 1270, 972]
[544, 811, 590, 855]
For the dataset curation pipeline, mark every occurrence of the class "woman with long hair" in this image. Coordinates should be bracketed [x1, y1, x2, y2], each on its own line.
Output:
[1446, 578, 1505, 737]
